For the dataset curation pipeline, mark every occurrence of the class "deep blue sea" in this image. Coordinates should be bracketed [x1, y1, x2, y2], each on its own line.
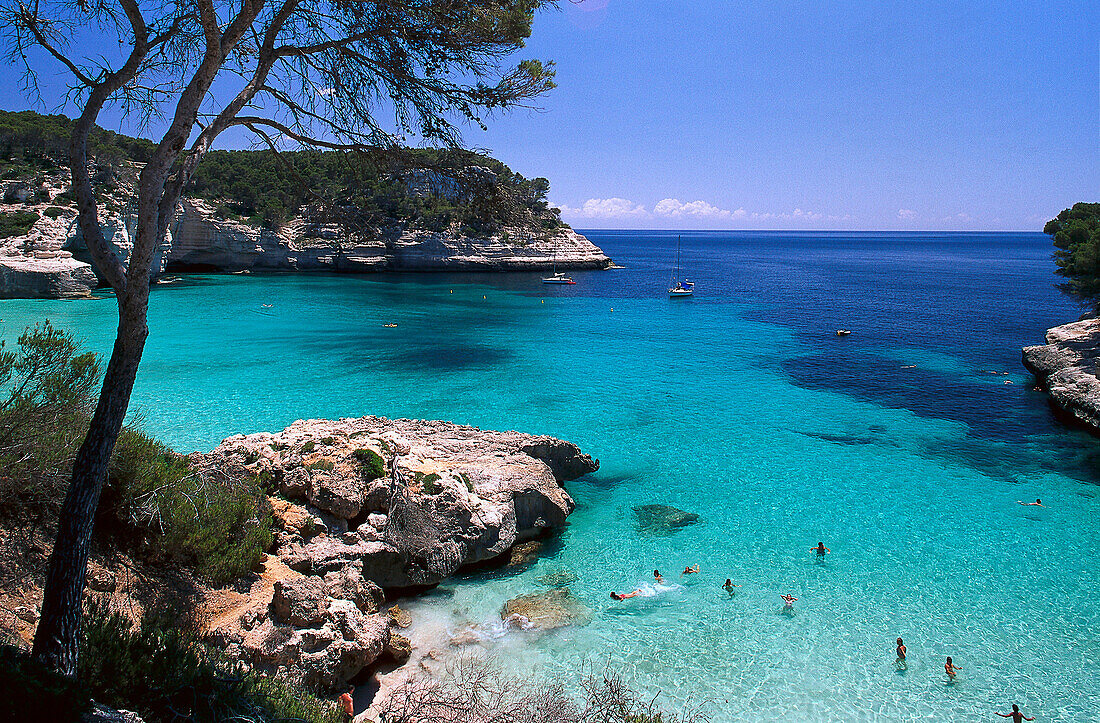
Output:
[2, 230, 1098, 721]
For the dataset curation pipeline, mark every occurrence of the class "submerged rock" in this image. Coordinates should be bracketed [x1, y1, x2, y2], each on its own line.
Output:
[536, 569, 579, 588]
[500, 587, 593, 630]
[1023, 315, 1100, 434]
[633, 504, 700, 536]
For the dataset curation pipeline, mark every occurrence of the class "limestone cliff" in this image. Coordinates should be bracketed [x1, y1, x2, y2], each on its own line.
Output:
[166, 198, 609, 273]
[1023, 315, 1100, 434]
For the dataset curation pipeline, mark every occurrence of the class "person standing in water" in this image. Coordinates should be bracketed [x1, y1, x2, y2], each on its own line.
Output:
[781, 594, 797, 609]
[810, 541, 830, 557]
[995, 704, 1035, 721]
[723, 579, 741, 597]
[944, 656, 961, 680]
[895, 638, 907, 667]
[1017, 499, 1044, 507]
[653, 569, 664, 584]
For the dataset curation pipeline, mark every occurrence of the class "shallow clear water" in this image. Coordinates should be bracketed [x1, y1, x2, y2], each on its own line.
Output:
[2, 231, 1098, 721]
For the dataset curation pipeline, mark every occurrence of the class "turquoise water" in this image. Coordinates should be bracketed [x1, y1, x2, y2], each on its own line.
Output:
[2, 231, 1098, 721]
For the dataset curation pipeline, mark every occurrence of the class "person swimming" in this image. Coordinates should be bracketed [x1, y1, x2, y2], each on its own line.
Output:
[781, 594, 797, 609]
[610, 590, 641, 600]
[723, 579, 741, 597]
[995, 704, 1035, 721]
[895, 637, 907, 663]
[653, 569, 664, 584]
[944, 656, 961, 680]
[1017, 499, 1044, 507]
[683, 564, 699, 574]
[810, 541, 830, 557]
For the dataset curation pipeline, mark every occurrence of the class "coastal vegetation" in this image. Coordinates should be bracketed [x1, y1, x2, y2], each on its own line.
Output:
[0, 0, 561, 675]
[0, 109, 564, 234]
[1046, 202, 1100, 301]
[0, 323, 272, 585]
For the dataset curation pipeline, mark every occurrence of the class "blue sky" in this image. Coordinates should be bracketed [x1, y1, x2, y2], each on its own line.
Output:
[2, 0, 1097, 230]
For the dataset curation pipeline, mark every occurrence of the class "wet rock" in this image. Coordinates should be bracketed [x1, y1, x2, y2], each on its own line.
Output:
[500, 588, 592, 630]
[505, 540, 543, 569]
[633, 504, 700, 536]
[1023, 315, 1100, 435]
[384, 632, 412, 663]
[386, 603, 412, 629]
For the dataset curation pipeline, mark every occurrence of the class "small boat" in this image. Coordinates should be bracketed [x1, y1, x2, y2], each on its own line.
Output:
[542, 254, 576, 284]
[668, 236, 694, 297]
[383, 323, 398, 328]
[836, 330, 851, 336]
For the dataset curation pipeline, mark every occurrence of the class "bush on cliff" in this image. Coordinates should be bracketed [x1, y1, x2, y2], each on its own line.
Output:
[0, 322, 271, 585]
[1046, 202, 1100, 301]
[0, 606, 343, 723]
[0, 209, 40, 238]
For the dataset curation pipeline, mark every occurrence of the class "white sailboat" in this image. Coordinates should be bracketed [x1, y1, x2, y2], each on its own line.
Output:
[542, 253, 576, 285]
[668, 235, 694, 297]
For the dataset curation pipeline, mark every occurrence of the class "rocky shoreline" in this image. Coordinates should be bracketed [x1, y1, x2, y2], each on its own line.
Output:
[195, 416, 598, 695]
[1022, 314, 1100, 434]
[1, 194, 610, 299]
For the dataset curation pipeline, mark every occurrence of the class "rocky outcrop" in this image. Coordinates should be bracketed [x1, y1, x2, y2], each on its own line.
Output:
[166, 198, 609, 272]
[201, 416, 597, 691]
[1023, 315, 1100, 434]
[204, 417, 597, 590]
[0, 205, 98, 298]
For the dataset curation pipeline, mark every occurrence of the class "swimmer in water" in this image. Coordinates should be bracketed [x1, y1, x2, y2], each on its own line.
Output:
[723, 579, 741, 597]
[944, 656, 961, 680]
[810, 541, 830, 557]
[995, 704, 1035, 722]
[683, 564, 699, 575]
[610, 590, 641, 601]
[895, 637, 907, 664]
[781, 594, 797, 609]
[1017, 499, 1044, 507]
[653, 569, 664, 584]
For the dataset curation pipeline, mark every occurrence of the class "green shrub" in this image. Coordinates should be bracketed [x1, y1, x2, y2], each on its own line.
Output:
[300, 440, 316, 454]
[43, 205, 66, 218]
[0, 210, 39, 238]
[307, 459, 334, 472]
[0, 645, 91, 722]
[110, 429, 273, 586]
[0, 321, 99, 521]
[79, 605, 344, 723]
[319, 436, 336, 445]
[354, 448, 385, 481]
[416, 472, 443, 494]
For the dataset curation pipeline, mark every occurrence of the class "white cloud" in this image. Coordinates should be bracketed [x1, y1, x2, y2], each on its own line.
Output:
[556, 197, 648, 219]
[653, 198, 734, 219]
[897, 208, 917, 220]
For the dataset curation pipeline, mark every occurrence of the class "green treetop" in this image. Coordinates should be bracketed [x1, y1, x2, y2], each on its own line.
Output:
[1046, 202, 1100, 302]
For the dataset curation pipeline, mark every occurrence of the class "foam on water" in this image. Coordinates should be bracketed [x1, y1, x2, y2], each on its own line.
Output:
[1, 231, 1097, 721]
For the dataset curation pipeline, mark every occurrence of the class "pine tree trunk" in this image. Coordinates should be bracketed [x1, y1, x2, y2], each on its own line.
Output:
[31, 291, 149, 676]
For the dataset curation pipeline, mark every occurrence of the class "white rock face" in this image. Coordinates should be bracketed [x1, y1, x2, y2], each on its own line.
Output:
[0, 205, 98, 298]
[204, 416, 598, 589]
[166, 198, 608, 272]
[1023, 315, 1100, 434]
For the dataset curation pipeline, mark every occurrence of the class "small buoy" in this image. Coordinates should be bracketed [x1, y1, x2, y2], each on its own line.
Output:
[611, 308, 614, 312]
[483, 295, 486, 299]
[450, 290, 453, 293]
[541, 300, 544, 303]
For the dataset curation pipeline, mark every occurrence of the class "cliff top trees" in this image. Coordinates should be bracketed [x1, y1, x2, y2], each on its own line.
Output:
[0, 0, 558, 675]
[1046, 203, 1100, 302]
